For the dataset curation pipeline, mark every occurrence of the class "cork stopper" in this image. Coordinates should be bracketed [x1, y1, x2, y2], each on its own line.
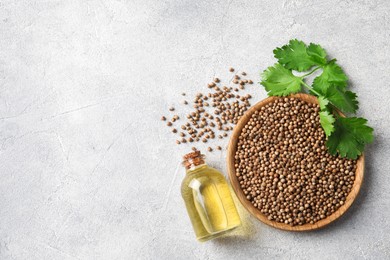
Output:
[182, 150, 206, 170]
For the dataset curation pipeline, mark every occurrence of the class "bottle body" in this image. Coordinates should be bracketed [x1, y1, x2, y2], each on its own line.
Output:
[181, 164, 241, 242]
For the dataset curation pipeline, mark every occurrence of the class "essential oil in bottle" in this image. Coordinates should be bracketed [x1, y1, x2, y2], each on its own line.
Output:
[181, 150, 241, 242]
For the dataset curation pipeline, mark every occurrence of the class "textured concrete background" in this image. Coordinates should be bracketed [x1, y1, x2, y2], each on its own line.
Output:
[0, 0, 389, 259]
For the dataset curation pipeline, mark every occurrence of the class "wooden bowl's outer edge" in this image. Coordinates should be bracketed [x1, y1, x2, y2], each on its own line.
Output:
[227, 93, 365, 231]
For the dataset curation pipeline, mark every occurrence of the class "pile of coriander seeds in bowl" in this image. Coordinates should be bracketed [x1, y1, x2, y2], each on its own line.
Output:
[227, 93, 365, 231]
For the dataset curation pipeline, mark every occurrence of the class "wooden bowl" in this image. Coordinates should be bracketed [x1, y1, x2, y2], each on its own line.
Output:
[227, 93, 364, 231]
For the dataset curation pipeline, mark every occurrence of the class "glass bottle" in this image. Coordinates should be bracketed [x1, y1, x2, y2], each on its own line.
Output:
[181, 150, 241, 242]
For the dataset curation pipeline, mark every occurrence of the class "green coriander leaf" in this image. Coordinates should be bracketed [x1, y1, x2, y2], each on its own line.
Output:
[327, 117, 374, 159]
[263, 39, 374, 159]
[312, 60, 348, 93]
[307, 43, 327, 65]
[318, 96, 329, 111]
[273, 39, 315, 72]
[261, 63, 302, 96]
[323, 86, 359, 114]
[319, 111, 335, 137]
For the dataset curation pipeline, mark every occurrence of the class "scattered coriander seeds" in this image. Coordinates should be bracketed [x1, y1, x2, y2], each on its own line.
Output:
[163, 67, 253, 146]
[169, 107, 175, 111]
[229, 67, 234, 72]
[217, 146, 222, 150]
[234, 97, 357, 226]
[207, 147, 213, 152]
[161, 116, 166, 121]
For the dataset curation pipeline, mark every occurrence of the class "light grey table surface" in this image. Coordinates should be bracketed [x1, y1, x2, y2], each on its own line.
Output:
[1, 0, 389, 259]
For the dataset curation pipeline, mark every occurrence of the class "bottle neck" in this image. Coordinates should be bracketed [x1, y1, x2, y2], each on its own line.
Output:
[185, 163, 207, 173]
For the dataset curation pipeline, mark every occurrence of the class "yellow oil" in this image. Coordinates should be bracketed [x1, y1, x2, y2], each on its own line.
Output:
[181, 164, 241, 242]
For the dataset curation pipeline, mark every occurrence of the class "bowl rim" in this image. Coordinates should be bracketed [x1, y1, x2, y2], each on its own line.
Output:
[227, 93, 365, 231]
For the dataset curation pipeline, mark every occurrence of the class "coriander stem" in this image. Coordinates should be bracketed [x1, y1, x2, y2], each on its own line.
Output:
[300, 66, 321, 78]
[300, 79, 341, 116]
[300, 80, 321, 97]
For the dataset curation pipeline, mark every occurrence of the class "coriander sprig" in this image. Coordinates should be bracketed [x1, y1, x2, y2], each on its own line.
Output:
[260, 39, 373, 159]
